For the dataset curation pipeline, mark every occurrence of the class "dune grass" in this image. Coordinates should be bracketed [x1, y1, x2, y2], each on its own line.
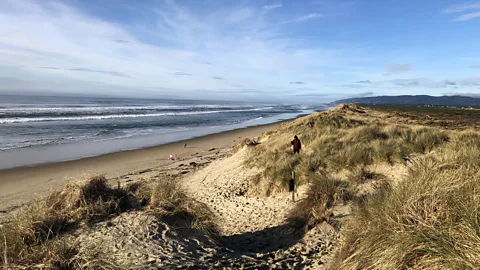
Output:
[347, 167, 383, 185]
[244, 106, 450, 195]
[0, 175, 130, 269]
[330, 132, 480, 269]
[288, 173, 351, 230]
[240, 105, 480, 268]
[239, 105, 454, 235]
[0, 175, 218, 269]
[148, 178, 220, 239]
[242, 104, 480, 268]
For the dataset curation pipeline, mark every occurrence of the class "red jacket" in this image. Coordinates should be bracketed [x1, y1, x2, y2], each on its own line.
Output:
[291, 138, 301, 151]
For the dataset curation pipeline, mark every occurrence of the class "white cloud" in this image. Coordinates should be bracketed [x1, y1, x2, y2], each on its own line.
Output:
[0, 0, 350, 99]
[443, 2, 480, 13]
[264, 3, 282, 10]
[453, 11, 480, 21]
[280, 13, 324, 24]
[298, 13, 324, 21]
[443, 2, 480, 21]
[4, 0, 454, 101]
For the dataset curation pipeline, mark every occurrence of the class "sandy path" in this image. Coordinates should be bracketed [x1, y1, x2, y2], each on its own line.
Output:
[183, 148, 294, 237]
[181, 147, 340, 268]
[74, 147, 339, 269]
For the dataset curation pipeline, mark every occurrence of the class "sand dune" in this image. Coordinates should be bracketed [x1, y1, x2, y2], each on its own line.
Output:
[71, 147, 340, 269]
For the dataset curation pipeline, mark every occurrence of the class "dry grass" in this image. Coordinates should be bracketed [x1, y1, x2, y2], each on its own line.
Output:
[0, 175, 219, 269]
[0, 175, 131, 269]
[233, 137, 260, 152]
[330, 132, 480, 269]
[243, 104, 479, 268]
[244, 106, 450, 195]
[124, 177, 219, 239]
[347, 167, 382, 185]
[288, 173, 350, 230]
[372, 105, 480, 130]
[47, 175, 130, 223]
[148, 178, 220, 240]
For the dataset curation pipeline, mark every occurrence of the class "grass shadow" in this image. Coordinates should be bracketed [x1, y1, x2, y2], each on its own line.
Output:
[221, 223, 306, 254]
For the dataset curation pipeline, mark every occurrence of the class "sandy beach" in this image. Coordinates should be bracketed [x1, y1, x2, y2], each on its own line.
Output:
[0, 122, 283, 215]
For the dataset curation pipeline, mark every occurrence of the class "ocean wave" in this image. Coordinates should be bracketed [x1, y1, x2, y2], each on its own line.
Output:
[0, 104, 258, 113]
[92, 127, 188, 142]
[0, 136, 87, 151]
[242, 116, 264, 124]
[0, 105, 277, 119]
[0, 108, 271, 124]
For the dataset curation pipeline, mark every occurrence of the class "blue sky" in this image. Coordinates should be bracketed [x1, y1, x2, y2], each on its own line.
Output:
[0, 0, 479, 102]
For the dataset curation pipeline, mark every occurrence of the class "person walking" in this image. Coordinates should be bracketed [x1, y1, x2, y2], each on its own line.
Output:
[291, 135, 302, 154]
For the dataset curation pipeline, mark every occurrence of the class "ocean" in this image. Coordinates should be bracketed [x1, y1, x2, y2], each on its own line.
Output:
[0, 95, 322, 169]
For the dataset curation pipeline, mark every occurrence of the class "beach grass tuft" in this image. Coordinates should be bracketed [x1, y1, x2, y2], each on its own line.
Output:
[148, 178, 220, 240]
[0, 174, 131, 269]
[330, 133, 480, 269]
[0, 174, 218, 269]
[288, 173, 350, 230]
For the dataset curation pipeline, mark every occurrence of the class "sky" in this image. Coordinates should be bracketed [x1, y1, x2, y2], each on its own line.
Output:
[0, 0, 480, 102]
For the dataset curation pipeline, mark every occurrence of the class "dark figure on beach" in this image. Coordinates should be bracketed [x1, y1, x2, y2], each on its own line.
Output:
[291, 135, 301, 154]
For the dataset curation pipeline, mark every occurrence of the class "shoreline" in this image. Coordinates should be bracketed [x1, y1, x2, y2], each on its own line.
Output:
[0, 110, 312, 170]
[0, 120, 288, 214]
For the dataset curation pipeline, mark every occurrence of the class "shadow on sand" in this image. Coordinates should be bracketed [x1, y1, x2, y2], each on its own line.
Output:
[221, 223, 305, 254]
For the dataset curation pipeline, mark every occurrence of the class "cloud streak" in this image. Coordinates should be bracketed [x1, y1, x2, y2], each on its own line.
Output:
[356, 80, 372, 84]
[296, 93, 329, 97]
[112, 39, 129, 43]
[453, 12, 480, 21]
[443, 2, 480, 13]
[444, 80, 457, 86]
[69, 68, 130, 78]
[298, 13, 324, 21]
[264, 3, 282, 10]
[174, 71, 193, 76]
[348, 91, 374, 98]
[281, 13, 323, 24]
[383, 63, 413, 76]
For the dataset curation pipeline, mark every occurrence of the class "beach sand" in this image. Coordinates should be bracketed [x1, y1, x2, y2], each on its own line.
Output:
[0, 122, 282, 215]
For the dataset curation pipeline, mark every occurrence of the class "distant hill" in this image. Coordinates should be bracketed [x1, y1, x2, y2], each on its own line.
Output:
[334, 95, 480, 107]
